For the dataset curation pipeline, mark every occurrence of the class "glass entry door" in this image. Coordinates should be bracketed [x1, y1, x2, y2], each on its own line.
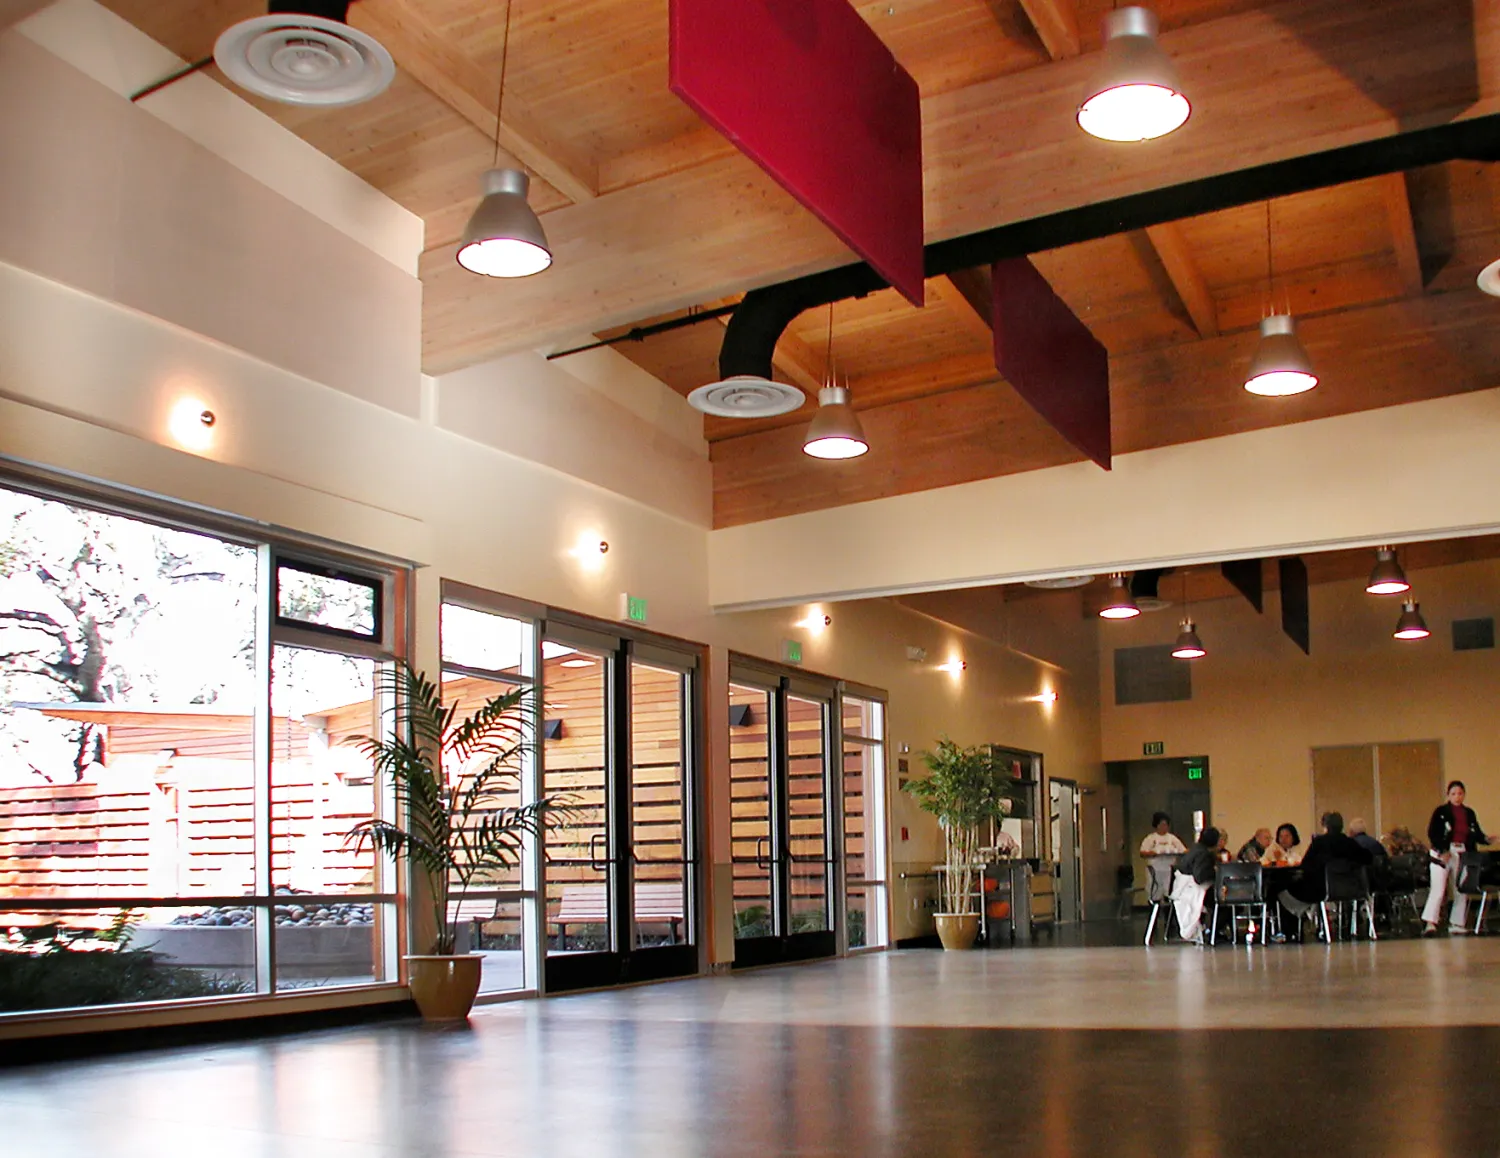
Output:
[730, 676, 836, 968]
[542, 631, 698, 992]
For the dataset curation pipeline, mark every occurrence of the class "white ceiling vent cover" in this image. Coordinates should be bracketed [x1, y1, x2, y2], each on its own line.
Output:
[1024, 576, 1095, 590]
[215, 4, 395, 107]
[687, 376, 806, 418]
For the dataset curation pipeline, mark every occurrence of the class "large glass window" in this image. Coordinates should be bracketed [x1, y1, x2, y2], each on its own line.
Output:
[0, 484, 399, 1016]
[440, 599, 537, 996]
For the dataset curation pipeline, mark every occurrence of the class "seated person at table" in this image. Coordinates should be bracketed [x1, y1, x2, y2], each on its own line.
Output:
[1215, 829, 1233, 863]
[1262, 822, 1303, 866]
[1384, 825, 1427, 858]
[1238, 828, 1273, 863]
[1347, 817, 1388, 860]
[1277, 812, 1372, 928]
[1140, 812, 1188, 905]
[1170, 827, 1222, 943]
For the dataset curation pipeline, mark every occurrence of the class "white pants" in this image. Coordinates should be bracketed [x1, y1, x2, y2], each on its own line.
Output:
[1422, 853, 1469, 928]
[1171, 871, 1210, 940]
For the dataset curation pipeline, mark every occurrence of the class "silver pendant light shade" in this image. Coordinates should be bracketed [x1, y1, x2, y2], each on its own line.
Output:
[1243, 314, 1317, 396]
[1077, 7, 1191, 142]
[1171, 618, 1206, 659]
[1365, 548, 1410, 595]
[1098, 574, 1141, 620]
[457, 168, 552, 278]
[802, 385, 869, 460]
[1393, 600, 1430, 640]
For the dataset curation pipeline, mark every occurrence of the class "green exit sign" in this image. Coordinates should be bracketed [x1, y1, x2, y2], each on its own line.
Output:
[1143, 741, 1165, 756]
[782, 639, 803, 665]
[1187, 765, 1205, 781]
[623, 595, 648, 624]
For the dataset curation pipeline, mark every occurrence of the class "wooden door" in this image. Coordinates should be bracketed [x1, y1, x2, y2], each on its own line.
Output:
[1377, 741, 1443, 840]
[1311, 745, 1375, 828]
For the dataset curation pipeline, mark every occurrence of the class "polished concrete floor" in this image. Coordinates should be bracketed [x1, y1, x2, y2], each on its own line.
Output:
[6, 942, 1500, 1157]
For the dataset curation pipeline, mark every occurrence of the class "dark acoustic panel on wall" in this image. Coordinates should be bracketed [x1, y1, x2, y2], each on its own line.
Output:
[669, 0, 925, 304]
[1221, 558, 1264, 613]
[1115, 645, 1192, 705]
[1453, 617, 1495, 651]
[991, 257, 1112, 469]
[1279, 556, 1310, 654]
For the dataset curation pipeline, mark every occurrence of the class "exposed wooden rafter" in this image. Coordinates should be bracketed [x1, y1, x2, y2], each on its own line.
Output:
[350, 0, 598, 204]
[1144, 222, 1220, 337]
[931, 271, 994, 344]
[1014, 0, 1081, 59]
[1376, 172, 1424, 296]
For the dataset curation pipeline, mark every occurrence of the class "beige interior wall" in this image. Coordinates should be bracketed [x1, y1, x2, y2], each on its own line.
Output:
[1099, 560, 1500, 851]
[714, 597, 1103, 943]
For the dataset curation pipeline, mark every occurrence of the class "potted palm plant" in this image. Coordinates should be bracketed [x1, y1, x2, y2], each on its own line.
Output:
[347, 663, 557, 1021]
[904, 738, 1019, 950]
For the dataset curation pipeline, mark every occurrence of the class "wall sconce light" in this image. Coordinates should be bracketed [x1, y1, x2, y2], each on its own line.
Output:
[168, 397, 217, 453]
[567, 532, 610, 572]
[1030, 690, 1059, 705]
[795, 609, 832, 633]
[935, 659, 966, 674]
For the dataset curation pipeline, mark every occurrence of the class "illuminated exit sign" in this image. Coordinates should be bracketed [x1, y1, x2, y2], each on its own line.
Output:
[622, 594, 648, 624]
[1186, 763, 1205, 781]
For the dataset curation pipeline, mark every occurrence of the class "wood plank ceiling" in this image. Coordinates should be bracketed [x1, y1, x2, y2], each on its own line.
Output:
[100, 0, 1500, 529]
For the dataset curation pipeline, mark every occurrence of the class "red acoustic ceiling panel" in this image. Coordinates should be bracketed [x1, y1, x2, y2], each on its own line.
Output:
[991, 257, 1112, 470]
[670, 0, 925, 306]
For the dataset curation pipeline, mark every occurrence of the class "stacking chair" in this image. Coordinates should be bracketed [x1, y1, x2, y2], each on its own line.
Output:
[1457, 851, 1494, 933]
[1372, 853, 1423, 935]
[1321, 861, 1376, 941]
[1144, 858, 1176, 946]
[1210, 862, 1266, 945]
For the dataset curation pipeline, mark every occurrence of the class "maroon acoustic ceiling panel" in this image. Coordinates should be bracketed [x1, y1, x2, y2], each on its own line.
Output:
[991, 257, 1112, 470]
[669, 0, 925, 306]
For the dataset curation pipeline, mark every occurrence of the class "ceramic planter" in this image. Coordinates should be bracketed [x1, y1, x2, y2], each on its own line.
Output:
[934, 913, 981, 951]
[405, 953, 483, 1021]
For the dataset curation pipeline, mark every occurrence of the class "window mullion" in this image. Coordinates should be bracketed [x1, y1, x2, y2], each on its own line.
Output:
[253, 544, 276, 995]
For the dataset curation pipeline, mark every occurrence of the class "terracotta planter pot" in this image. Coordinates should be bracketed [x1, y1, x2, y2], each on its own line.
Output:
[405, 954, 483, 1021]
[934, 913, 981, 951]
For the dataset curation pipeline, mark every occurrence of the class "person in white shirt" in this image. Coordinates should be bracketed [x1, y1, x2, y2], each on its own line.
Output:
[1139, 812, 1188, 906]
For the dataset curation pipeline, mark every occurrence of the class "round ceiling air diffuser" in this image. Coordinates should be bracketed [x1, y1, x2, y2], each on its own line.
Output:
[687, 376, 806, 418]
[214, 4, 394, 107]
[1024, 576, 1095, 590]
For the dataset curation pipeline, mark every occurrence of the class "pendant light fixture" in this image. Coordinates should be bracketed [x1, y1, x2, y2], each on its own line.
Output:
[1244, 201, 1317, 396]
[1393, 600, 1431, 640]
[803, 303, 869, 460]
[1171, 572, 1206, 658]
[1076, 7, 1191, 143]
[1365, 547, 1411, 595]
[456, 0, 552, 279]
[1099, 573, 1141, 620]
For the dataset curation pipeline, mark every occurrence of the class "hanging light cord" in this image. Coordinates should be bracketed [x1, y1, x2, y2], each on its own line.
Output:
[1264, 199, 1276, 316]
[825, 301, 835, 387]
[492, 0, 514, 167]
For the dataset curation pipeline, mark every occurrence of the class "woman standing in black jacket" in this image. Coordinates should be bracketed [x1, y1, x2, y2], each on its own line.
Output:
[1423, 780, 1488, 935]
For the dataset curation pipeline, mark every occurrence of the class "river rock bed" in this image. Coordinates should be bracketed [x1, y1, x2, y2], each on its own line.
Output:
[171, 893, 374, 928]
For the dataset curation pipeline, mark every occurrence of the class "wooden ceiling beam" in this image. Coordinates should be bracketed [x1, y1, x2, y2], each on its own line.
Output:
[349, 0, 598, 205]
[1143, 222, 1220, 337]
[931, 271, 994, 345]
[1013, 0, 1081, 60]
[1377, 172, 1424, 296]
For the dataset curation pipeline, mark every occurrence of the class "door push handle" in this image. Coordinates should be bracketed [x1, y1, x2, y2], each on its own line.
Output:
[755, 836, 770, 870]
[590, 831, 608, 872]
